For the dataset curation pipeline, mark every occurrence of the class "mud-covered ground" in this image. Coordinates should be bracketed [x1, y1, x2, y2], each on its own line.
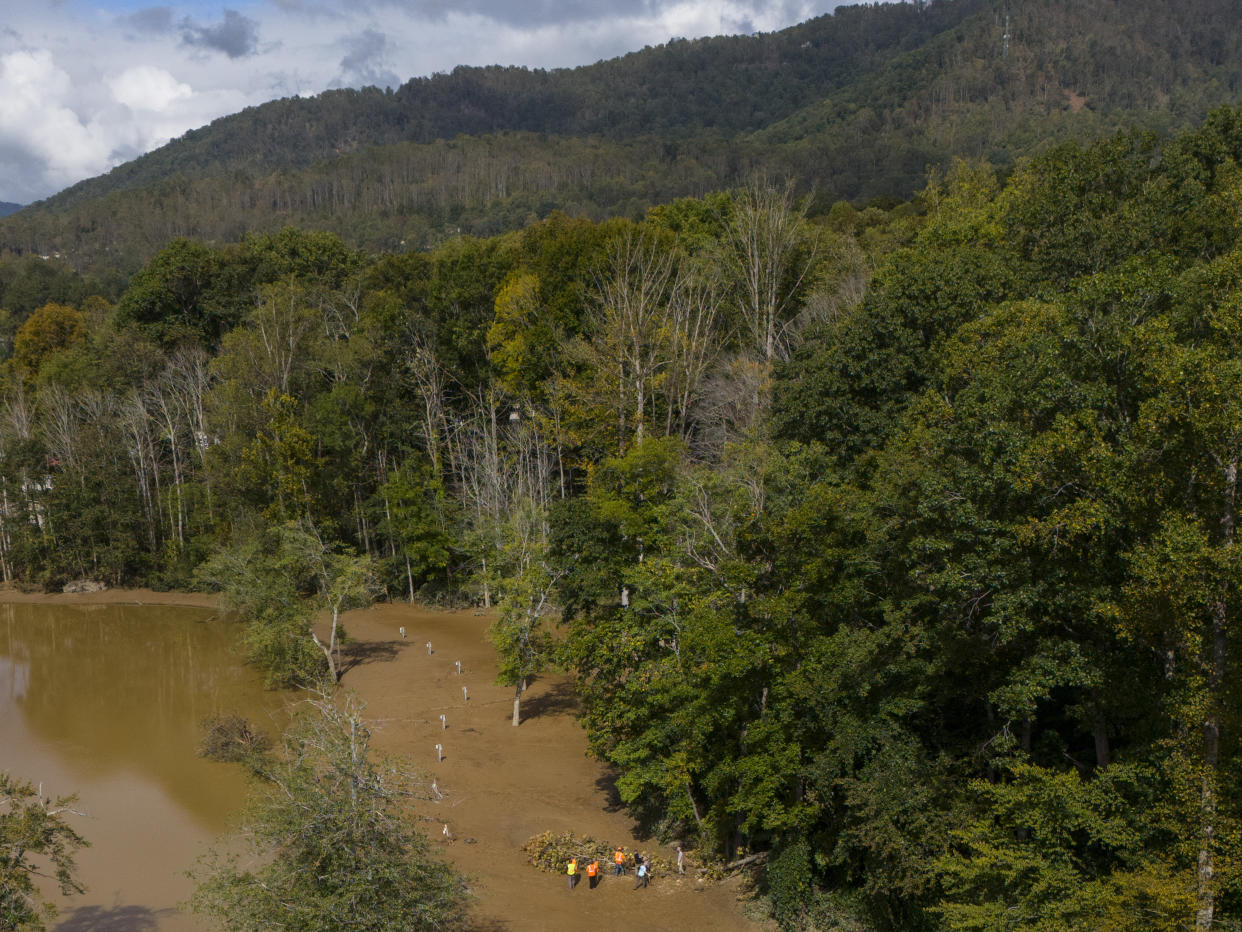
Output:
[332, 601, 763, 932]
[7, 587, 764, 932]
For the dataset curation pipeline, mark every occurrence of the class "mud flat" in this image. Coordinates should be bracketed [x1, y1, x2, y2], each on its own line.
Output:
[329, 602, 763, 932]
[2, 589, 762, 932]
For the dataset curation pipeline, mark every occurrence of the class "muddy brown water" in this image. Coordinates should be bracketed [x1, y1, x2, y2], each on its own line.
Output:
[1, 595, 763, 932]
[0, 600, 286, 931]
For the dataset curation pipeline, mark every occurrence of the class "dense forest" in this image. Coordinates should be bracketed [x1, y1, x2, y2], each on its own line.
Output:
[7, 0, 1242, 270]
[7, 101, 1242, 928]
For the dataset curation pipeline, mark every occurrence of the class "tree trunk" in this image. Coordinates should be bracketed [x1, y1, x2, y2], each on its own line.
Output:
[1198, 457, 1236, 931]
[1093, 712, 1111, 769]
[312, 609, 341, 684]
[311, 631, 338, 683]
[1198, 601, 1225, 932]
[512, 678, 526, 727]
[686, 784, 704, 829]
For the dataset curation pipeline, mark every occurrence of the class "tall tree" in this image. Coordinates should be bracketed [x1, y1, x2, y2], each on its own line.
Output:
[189, 695, 468, 931]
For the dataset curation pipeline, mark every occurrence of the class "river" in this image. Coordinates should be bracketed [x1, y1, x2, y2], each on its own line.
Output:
[0, 601, 286, 931]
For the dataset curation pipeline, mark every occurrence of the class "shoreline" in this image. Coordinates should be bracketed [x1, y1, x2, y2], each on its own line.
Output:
[0, 586, 218, 608]
[8, 588, 763, 932]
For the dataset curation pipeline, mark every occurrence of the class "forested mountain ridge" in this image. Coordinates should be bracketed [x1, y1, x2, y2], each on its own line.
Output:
[36, 0, 986, 211]
[7, 0, 1242, 272]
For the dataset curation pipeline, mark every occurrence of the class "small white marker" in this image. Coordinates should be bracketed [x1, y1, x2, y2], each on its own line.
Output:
[456, 660, 462, 675]
[399, 626, 406, 639]
[435, 743, 443, 762]
[462, 686, 469, 702]
[426, 641, 433, 655]
[440, 714, 447, 730]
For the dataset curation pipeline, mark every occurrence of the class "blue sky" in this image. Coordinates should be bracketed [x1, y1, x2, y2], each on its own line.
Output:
[1, 0, 859, 205]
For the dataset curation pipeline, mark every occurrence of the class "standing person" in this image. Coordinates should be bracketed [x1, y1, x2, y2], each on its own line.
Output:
[676, 845, 685, 875]
[613, 846, 626, 876]
[587, 859, 599, 889]
[567, 857, 577, 890]
[634, 860, 649, 889]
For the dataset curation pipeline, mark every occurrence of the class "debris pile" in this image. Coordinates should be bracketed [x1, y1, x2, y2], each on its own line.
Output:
[522, 831, 676, 876]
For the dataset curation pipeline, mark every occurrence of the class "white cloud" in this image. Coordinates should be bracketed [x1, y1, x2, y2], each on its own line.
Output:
[0, 49, 113, 198]
[0, 0, 862, 204]
[110, 65, 192, 111]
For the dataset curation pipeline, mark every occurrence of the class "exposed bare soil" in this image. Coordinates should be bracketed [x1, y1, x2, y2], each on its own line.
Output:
[12, 587, 764, 932]
[333, 601, 764, 932]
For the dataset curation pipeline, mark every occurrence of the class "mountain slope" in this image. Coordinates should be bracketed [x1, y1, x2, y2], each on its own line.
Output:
[6, 0, 1242, 272]
[41, 0, 984, 213]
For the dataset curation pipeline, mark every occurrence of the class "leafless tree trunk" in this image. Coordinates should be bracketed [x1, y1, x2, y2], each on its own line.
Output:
[662, 263, 722, 444]
[165, 345, 214, 480]
[234, 282, 320, 398]
[119, 391, 162, 553]
[405, 334, 450, 474]
[451, 389, 507, 607]
[0, 389, 33, 576]
[1197, 457, 1236, 931]
[724, 177, 820, 365]
[592, 230, 678, 450]
[40, 386, 81, 473]
[146, 381, 187, 546]
[0, 483, 9, 581]
[3, 384, 34, 442]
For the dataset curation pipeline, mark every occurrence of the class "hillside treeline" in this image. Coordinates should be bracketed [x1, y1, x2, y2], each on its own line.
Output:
[0, 134, 755, 269]
[9, 109, 1242, 929]
[8, 0, 1242, 272]
[32, 0, 991, 208]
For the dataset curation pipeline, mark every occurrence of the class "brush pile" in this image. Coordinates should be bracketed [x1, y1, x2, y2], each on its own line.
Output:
[522, 831, 675, 876]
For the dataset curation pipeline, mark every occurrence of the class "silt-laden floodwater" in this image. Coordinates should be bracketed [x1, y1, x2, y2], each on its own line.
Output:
[0, 601, 285, 931]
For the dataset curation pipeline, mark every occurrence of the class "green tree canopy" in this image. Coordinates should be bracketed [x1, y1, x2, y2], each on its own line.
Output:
[0, 773, 88, 932]
[188, 695, 468, 931]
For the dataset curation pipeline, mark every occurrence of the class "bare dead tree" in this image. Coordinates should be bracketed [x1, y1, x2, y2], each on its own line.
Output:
[695, 355, 773, 458]
[404, 333, 451, 475]
[788, 234, 870, 346]
[164, 347, 213, 467]
[119, 390, 163, 552]
[662, 261, 723, 445]
[450, 389, 507, 607]
[591, 229, 679, 449]
[3, 383, 34, 442]
[0, 388, 34, 582]
[724, 177, 822, 365]
[39, 385, 80, 473]
[229, 281, 321, 398]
